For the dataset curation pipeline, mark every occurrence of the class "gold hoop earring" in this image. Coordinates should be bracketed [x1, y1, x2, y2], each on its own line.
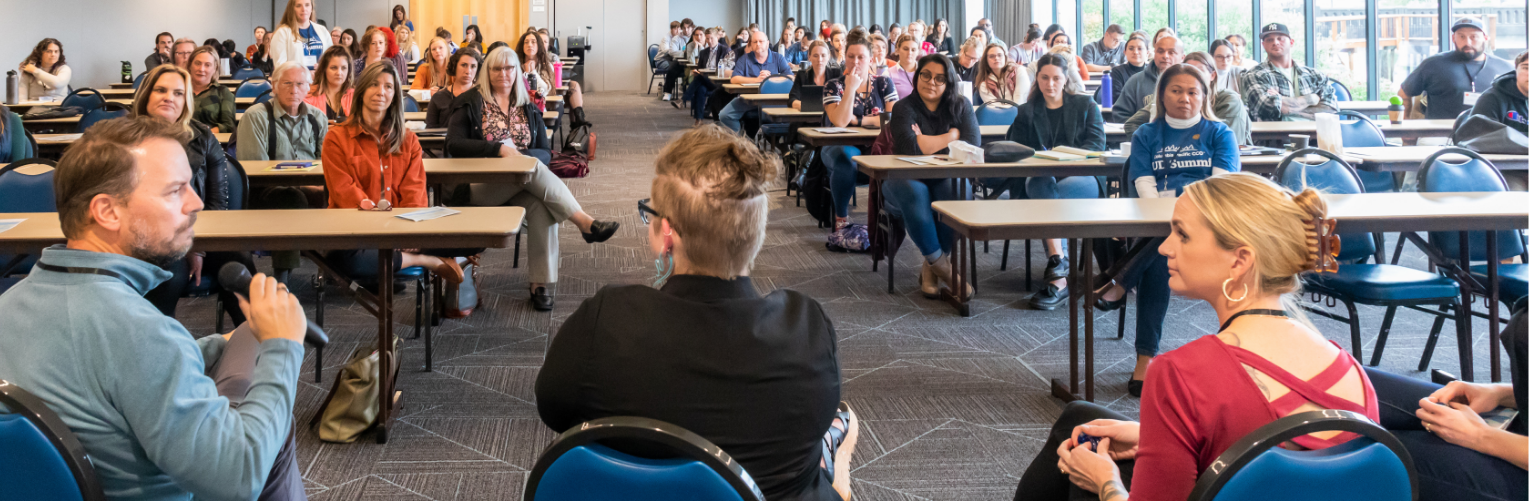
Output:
[1222, 278, 1249, 302]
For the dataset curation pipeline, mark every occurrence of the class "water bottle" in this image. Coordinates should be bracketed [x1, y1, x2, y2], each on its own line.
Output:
[552, 60, 564, 88]
[5, 70, 17, 105]
[121, 61, 132, 84]
[1100, 73, 1113, 108]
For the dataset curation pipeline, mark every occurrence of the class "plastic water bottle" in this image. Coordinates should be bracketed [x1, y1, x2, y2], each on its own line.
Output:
[552, 60, 564, 88]
[1100, 73, 1113, 108]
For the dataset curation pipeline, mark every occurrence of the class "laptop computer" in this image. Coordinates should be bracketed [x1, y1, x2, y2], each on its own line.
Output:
[800, 85, 825, 113]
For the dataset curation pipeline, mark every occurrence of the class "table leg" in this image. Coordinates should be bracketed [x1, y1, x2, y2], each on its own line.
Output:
[1083, 238, 1096, 402]
[1052, 238, 1084, 402]
[1486, 231, 1500, 383]
[1458, 232, 1475, 382]
[869, 178, 884, 274]
[940, 231, 973, 317]
[377, 247, 395, 444]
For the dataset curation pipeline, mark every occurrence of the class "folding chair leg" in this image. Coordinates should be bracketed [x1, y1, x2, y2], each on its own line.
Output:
[314, 269, 325, 384]
[1025, 240, 1033, 292]
[1369, 306, 1399, 366]
[412, 275, 425, 339]
[1000, 240, 1010, 271]
[214, 296, 225, 333]
[1117, 304, 1127, 339]
[513, 232, 521, 268]
[1418, 303, 1452, 371]
[1343, 299, 1364, 361]
[886, 252, 896, 293]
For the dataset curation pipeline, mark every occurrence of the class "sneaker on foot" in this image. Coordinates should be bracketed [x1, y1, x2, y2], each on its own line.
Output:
[661, 93, 672, 101]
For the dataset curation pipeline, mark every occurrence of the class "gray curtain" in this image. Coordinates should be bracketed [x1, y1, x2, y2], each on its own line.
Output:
[743, 0, 971, 47]
[987, 0, 1032, 51]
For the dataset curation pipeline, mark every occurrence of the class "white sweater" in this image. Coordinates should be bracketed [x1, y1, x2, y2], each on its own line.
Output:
[269, 22, 333, 69]
[23, 64, 71, 100]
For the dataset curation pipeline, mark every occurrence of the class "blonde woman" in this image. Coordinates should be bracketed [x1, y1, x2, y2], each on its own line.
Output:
[412, 36, 453, 90]
[396, 24, 420, 63]
[269, 0, 332, 69]
[443, 47, 618, 310]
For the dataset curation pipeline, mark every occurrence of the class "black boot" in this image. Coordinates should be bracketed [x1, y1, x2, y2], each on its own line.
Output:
[570, 106, 590, 128]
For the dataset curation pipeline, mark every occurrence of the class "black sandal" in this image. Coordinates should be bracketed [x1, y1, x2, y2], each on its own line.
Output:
[821, 402, 858, 483]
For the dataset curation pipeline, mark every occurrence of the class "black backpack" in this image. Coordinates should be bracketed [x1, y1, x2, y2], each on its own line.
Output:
[799, 148, 833, 228]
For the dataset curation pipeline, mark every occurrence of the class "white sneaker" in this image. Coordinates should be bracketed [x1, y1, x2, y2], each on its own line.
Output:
[662, 93, 672, 101]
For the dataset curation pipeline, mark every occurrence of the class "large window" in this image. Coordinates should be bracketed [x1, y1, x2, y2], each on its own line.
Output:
[1179, 0, 1210, 51]
[1059, 0, 1079, 42]
[1377, 0, 1437, 100]
[1456, 0, 1530, 59]
[1084, 0, 1106, 44]
[1316, 0, 1369, 99]
[1110, 0, 1136, 33]
[1141, 1, 1169, 36]
[1262, 0, 1307, 63]
[1216, 0, 1255, 62]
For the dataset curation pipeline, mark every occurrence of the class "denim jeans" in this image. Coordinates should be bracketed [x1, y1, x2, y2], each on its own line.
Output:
[882, 178, 965, 259]
[1113, 239, 1169, 357]
[719, 97, 756, 132]
[822, 145, 862, 218]
[682, 81, 711, 120]
[1366, 367, 1527, 501]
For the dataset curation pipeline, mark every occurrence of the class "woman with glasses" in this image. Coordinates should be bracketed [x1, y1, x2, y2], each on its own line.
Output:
[884, 54, 980, 298]
[445, 47, 618, 310]
[1208, 39, 1245, 95]
[540, 124, 857, 501]
[18, 38, 70, 100]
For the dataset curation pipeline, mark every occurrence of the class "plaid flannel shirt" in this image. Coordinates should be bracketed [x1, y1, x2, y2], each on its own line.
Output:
[1239, 60, 1337, 121]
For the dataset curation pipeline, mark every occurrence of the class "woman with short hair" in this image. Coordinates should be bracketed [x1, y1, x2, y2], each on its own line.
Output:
[18, 38, 70, 101]
[1014, 173, 1375, 501]
[538, 124, 856, 501]
[444, 47, 619, 310]
[269, 0, 332, 70]
[304, 46, 355, 121]
[188, 46, 236, 134]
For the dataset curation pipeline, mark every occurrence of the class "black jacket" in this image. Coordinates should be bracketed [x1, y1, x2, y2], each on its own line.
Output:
[425, 88, 458, 129]
[890, 94, 981, 156]
[536, 275, 842, 501]
[185, 120, 230, 211]
[788, 65, 840, 106]
[1006, 94, 1109, 194]
[1471, 71, 1529, 135]
[927, 34, 954, 55]
[444, 87, 549, 158]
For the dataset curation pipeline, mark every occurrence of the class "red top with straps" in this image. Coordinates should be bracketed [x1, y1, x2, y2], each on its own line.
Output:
[1129, 336, 1379, 501]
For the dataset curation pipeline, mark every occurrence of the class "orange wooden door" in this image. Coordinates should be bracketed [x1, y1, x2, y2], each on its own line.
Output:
[410, 0, 531, 48]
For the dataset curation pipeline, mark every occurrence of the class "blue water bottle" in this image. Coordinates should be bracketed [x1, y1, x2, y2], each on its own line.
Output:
[1100, 72, 1113, 108]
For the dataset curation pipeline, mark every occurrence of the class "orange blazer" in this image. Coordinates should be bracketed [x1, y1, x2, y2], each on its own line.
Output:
[321, 121, 428, 209]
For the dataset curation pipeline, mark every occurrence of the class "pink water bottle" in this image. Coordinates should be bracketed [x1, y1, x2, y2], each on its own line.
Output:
[552, 60, 564, 88]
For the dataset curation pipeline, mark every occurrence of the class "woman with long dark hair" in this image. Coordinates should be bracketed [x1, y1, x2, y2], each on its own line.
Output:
[18, 38, 70, 100]
[517, 30, 588, 128]
[460, 24, 485, 54]
[926, 18, 954, 55]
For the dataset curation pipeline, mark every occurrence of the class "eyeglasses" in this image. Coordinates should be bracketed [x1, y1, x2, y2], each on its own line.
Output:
[917, 71, 947, 83]
[637, 198, 660, 225]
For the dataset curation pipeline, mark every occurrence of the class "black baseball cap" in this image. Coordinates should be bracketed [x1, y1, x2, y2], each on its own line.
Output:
[1259, 23, 1290, 41]
[1451, 17, 1486, 34]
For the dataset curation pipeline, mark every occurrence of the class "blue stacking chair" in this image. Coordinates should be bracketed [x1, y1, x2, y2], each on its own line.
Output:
[254, 90, 273, 105]
[77, 103, 130, 132]
[1275, 148, 1466, 368]
[974, 99, 1021, 126]
[757, 75, 793, 95]
[0, 380, 107, 501]
[646, 44, 664, 94]
[235, 78, 272, 99]
[525, 417, 764, 501]
[754, 75, 796, 147]
[403, 94, 421, 113]
[1188, 410, 1415, 501]
[1416, 148, 1528, 359]
[131, 72, 147, 89]
[1335, 110, 1397, 193]
[60, 88, 105, 114]
[231, 66, 265, 80]
[0, 159, 57, 281]
[1329, 80, 1353, 102]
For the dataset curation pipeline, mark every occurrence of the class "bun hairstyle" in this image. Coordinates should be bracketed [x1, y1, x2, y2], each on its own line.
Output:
[651, 124, 780, 278]
[1183, 172, 1329, 298]
[846, 27, 873, 52]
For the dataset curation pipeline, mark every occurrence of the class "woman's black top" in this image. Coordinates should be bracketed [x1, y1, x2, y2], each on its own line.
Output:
[788, 65, 840, 105]
[536, 275, 843, 501]
[1006, 94, 1108, 193]
[889, 94, 981, 156]
[927, 34, 955, 54]
[444, 87, 549, 158]
[185, 120, 230, 211]
[425, 87, 457, 129]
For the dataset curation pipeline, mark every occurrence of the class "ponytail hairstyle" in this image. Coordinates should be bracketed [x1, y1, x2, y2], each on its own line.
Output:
[650, 124, 780, 279]
[1153, 63, 1218, 123]
[1183, 172, 1329, 327]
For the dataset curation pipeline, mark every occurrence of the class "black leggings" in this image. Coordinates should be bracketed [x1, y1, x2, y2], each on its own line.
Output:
[1014, 401, 1137, 501]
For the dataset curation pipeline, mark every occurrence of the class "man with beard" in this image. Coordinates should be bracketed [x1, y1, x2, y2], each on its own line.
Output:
[0, 116, 310, 500]
[1240, 23, 1338, 121]
[1400, 17, 1513, 120]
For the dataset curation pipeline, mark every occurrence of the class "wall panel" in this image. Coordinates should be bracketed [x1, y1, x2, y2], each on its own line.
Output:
[744, 0, 970, 46]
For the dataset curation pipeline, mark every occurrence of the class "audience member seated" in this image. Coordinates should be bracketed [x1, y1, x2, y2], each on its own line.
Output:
[146, 32, 174, 72]
[395, 25, 420, 63]
[222, 40, 249, 73]
[19, 38, 71, 101]
[1099, 63, 1241, 396]
[0, 115, 309, 500]
[445, 47, 619, 310]
[459, 24, 486, 54]
[905, 21, 936, 58]
[995, 54, 1106, 310]
[1010, 27, 1046, 66]
[887, 34, 922, 99]
[886, 24, 903, 58]
[978, 18, 1005, 47]
[425, 50, 479, 129]
[952, 36, 982, 82]
[828, 26, 848, 68]
[355, 27, 407, 83]
[1208, 39, 1245, 95]
[1037, 33, 1091, 84]
[304, 46, 354, 121]
[321, 63, 470, 284]
[0, 104, 28, 163]
[537, 124, 855, 501]
[657, 21, 689, 103]
[885, 54, 979, 298]
[1472, 51, 1528, 135]
[790, 41, 836, 110]
[926, 18, 955, 55]
[519, 31, 588, 128]
[1399, 17, 1512, 120]
[976, 42, 1029, 104]
[270, 0, 332, 70]
[250, 31, 276, 76]
[1081, 24, 1126, 72]
[719, 29, 795, 133]
[869, 34, 891, 75]
[1113, 35, 1184, 122]
[1099, 35, 1148, 105]
[413, 37, 454, 91]
[967, 27, 989, 54]
[240, 61, 328, 283]
[340, 29, 360, 60]
[679, 28, 723, 126]
[389, 4, 414, 33]
[247, 26, 267, 59]
[131, 64, 250, 319]
[785, 26, 810, 64]
[1124, 52, 1252, 146]
[188, 46, 236, 134]
[821, 28, 898, 252]
[1241, 23, 1336, 121]
[1224, 34, 1255, 69]
[1366, 339, 1527, 501]
[1014, 172, 1376, 501]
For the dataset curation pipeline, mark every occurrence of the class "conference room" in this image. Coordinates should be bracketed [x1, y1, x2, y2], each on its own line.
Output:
[0, 0, 1525, 500]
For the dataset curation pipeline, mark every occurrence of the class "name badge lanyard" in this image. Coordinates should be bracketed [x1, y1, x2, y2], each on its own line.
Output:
[1464, 58, 1489, 92]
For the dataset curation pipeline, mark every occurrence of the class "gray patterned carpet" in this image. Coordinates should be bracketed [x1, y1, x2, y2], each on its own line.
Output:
[168, 91, 1511, 500]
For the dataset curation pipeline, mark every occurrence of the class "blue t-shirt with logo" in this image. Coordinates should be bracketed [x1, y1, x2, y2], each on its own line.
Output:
[1127, 119, 1241, 196]
[298, 25, 324, 69]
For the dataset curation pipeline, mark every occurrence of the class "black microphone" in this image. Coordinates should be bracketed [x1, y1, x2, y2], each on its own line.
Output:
[219, 262, 329, 348]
